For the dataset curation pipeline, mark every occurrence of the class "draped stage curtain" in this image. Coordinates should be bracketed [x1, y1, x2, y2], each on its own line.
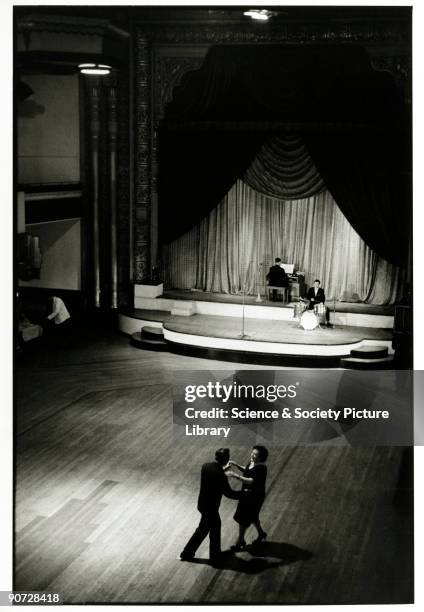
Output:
[159, 44, 410, 267]
[163, 180, 400, 305]
[243, 134, 325, 199]
[158, 128, 265, 243]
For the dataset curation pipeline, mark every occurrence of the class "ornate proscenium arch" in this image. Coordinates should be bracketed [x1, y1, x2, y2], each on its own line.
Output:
[158, 44, 410, 267]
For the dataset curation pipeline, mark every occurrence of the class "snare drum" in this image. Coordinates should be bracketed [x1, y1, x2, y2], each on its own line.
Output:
[293, 302, 306, 320]
[300, 310, 319, 330]
[314, 302, 326, 324]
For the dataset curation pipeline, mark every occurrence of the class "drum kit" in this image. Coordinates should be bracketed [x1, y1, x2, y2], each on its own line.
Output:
[293, 299, 327, 330]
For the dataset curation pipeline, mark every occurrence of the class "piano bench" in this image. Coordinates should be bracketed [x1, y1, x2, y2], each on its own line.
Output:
[267, 286, 288, 303]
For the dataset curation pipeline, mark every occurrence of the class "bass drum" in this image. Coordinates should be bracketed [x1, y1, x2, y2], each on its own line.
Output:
[300, 310, 319, 330]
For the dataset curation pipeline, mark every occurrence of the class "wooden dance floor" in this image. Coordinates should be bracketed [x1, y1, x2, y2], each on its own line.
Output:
[15, 332, 412, 604]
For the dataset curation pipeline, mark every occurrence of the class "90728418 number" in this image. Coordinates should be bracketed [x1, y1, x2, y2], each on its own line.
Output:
[3, 592, 62, 605]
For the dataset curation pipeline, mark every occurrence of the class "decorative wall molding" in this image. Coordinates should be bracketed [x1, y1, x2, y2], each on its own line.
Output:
[87, 79, 101, 308]
[116, 69, 131, 307]
[142, 20, 410, 46]
[133, 30, 152, 283]
[17, 15, 111, 37]
[370, 55, 411, 103]
[154, 55, 205, 121]
[108, 78, 118, 309]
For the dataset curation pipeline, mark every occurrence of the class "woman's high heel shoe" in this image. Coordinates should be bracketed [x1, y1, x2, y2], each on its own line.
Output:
[251, 532, 267, 546]
[230, 541, 246, 551]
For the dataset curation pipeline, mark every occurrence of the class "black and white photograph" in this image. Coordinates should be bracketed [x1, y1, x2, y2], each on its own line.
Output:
[7, 0, 418, 606]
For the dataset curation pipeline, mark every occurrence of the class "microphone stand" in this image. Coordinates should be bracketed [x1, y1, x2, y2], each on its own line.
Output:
[241, 286, 247, 338]
[239, 264, 251, 339]
[256, 263, 263, 303]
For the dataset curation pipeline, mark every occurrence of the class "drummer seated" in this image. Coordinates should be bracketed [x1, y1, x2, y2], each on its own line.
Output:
[306, 280, 332, 327]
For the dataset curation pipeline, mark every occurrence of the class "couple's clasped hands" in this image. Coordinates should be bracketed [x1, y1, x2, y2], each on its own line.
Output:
[225, 460, 241, 480]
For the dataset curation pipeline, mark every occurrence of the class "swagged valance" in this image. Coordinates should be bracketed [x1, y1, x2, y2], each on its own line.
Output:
[243, 134, 325, 200]
[158, 44, 410, 267]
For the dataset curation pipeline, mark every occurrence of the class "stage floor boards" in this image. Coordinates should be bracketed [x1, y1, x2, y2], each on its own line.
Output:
[128, 308, 392, 346]
[15, 331, 412, 604]
[162, 289, 395, 316]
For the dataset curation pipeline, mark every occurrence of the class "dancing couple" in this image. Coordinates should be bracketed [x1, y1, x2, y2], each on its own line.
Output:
[180, 445, 268, 566]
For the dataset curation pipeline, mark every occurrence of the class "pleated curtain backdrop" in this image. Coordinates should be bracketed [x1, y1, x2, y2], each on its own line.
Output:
[163, 180, 400, 305]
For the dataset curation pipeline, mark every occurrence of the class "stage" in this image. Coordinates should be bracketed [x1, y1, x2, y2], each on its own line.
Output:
[119, 290, 394, 367]
[162, 289, 395, 317]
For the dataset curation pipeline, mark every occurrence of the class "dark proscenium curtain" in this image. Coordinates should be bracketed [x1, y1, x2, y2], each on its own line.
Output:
[158, 44, 410, 266]
[303, 104, 410, 268]
[158, 129, 265, 243]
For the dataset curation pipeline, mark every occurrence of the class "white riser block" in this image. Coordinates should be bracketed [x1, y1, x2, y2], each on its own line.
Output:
[171, 301, 196, 316]
[134, 283, 163, 298]
[134, 297, 173, 311]
[333, 312, 393, 329]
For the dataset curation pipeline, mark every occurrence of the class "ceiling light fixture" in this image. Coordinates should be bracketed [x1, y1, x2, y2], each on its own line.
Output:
[78, 63, 112, 76]
[243, 9, 275, 21]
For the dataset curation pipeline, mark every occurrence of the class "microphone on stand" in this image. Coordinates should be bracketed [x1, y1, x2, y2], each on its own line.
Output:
[256, 262, 263, 303]
[239, 261, 253, 339]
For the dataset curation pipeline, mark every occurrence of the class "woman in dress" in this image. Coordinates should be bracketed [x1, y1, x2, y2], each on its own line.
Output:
[226, 445, 268, 550]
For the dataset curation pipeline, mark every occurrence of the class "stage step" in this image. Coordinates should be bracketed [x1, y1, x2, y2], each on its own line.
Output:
[171, 300, 196, 316]
[130, 332, 168, 351]
[141, 326, 164, 340]
[340, 355, 394, 369]
[350, 345, 388, 359]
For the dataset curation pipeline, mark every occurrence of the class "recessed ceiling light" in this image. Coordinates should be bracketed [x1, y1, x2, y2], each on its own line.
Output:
[243, 9, 275, 21]
[78, 63, 112, 76]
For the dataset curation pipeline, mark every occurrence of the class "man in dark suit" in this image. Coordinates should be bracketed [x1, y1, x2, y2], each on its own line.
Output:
[266, 258, 289, 301]
[306, 279, 332, 327]
[180, 448, 240, 565]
